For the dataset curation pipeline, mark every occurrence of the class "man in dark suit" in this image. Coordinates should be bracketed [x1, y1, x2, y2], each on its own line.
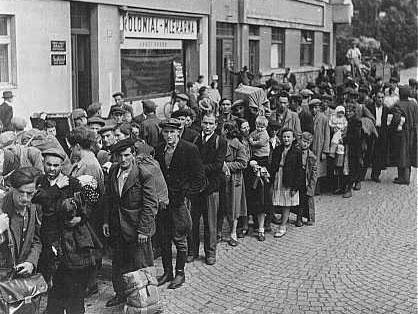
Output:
[188, 112, 227, 265]
[103, 138, 158, 307]
[154, 118, 204, 289]
[139, 100, 161, 148]
[367, 91, 389, 182]
[0, 91, 14, 131]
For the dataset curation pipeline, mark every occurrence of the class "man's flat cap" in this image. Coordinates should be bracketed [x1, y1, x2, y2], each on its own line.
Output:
[232, 99, 245, 108]
[98, 121, 117, 134]
[301, 89, 314, 97]
[112, 91, 124, 98]
[87, 117, 106, 127]
[72, 108, 87, 120]
[110, 138, 135, 154]
[159, 118, 182, 130]
[176, 93, 189, 101]
[308, 99, 322, 107]
[171, 109, 193, 119]
[42, 148, 67, 161]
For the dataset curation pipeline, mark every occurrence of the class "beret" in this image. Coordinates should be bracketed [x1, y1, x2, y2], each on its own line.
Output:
[88, 117, 106, 127]
[175, 93, 189, 101]
[142, 99, 157, 111]
[231, 99, 245, 108]
[159, 118, 182, 130]
[308, 99, 322, 107]
[302, 132, 313, 141]
[0, 131, 16, 148]
[42, 147, 67, 161]
[72, 108, 87, 120]
[301, 89, 314, 97]
[171, 109, 193, 119]
[110, 138, 135, 154]
[112, 91, 124, 98]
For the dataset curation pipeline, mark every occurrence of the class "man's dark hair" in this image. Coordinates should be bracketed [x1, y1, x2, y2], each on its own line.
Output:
[10, 167, 41, 189]
[45, 120, 56, 128]
[202, 111, 217, 122]
[68, 126, 96, 150]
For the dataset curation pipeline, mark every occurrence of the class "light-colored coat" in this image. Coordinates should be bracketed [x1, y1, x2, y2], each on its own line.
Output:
[224, 138, 248, 221]
[312, 112, 330, 178]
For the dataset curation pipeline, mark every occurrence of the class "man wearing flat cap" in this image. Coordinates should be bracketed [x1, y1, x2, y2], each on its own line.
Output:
[171, 109, 200, 143]
[112, 92, 125, 107]
[103, 138, 158, 307]
[72, 109, 88, 128]
[33, 147, 98, 313]
[0, 91, 14, 131]
[309, 99, 330, 193]
[154, 118, 204, 289]
[87, 117, 106, 134]
[139, 99, 161, 149]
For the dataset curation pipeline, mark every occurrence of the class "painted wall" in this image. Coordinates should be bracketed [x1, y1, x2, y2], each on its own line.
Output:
[0, 0, 72, 124]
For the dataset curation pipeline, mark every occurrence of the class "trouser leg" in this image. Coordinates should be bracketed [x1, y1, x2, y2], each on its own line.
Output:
[111, 239, 126, 296]
[203, 192, 218, 258]
[189, 198, 201, 257]
[159, 211, 173, 273]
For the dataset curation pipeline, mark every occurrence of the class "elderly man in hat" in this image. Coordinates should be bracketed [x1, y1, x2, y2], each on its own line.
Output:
[276, 95, 302, 138]
[103, 138, 158, 306]
[154, 118, 204, 289]
[139, 100, 161, 149]
[72, 109, 88, 128]
[112, 91, 125, 107]
[0, 91, 14, 131]
[390, 85, 418, 185]
[171, 109, 200, 143]
[109, 106, 126, 125]
[309, 99, 330, 194]
[87, 116, 106, 135]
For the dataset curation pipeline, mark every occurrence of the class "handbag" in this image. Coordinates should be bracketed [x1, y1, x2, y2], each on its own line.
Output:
[0, 227, 48, 314]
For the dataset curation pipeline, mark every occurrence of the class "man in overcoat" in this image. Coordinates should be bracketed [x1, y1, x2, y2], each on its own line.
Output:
[103, 138, 158, 307]
[366, 91, 389, 182]
[391, 86, 418, 185]
[0, 91, 14, 131]
[154, 118, 204, 289]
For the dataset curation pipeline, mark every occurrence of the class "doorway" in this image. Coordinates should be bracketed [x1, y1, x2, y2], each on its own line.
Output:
[249, 40, 259, 84]
[71, 34, 91, 110]
[216, 38, 234, 99]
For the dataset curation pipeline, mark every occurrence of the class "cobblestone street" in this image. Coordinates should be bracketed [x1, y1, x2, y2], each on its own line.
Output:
[86, 167, 417, 313]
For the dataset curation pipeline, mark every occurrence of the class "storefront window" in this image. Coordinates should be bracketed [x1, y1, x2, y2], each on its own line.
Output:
[300, 30, 314, 66]
[271, 28, 285, 69]
[121, 49, 182, 98]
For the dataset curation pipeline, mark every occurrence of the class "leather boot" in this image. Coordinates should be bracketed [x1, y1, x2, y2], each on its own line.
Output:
[295, 215, 303, 227]
[167, 251, 187, 289]
[157, 251, 173, 286]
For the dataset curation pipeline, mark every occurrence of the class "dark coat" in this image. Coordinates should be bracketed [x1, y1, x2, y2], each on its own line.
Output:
[104, 163, 158, 242]
[194, 134, 227, 195]
[391, 99, 418, 168]
[299, 105, 314, 134]
[0, 192, 42, 270]
[0, 101, 13, 131]
[270, 143, 304, 190]
[155, 139, 204, 206]
[140, 113, 161, 149]
[366, 102, 389, 169]
[181, 127, 199, 144]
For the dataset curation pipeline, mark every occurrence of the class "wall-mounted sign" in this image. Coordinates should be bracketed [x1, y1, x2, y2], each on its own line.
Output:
[121, 38, 182, 50]
[51, 41, 66, 52]
[121, 14, 198, 40]
[51, 54, 66, 66]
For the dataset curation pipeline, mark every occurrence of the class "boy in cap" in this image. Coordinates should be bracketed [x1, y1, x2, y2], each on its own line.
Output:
[154, 118, 204, 289]
[297, 132, 318, 226]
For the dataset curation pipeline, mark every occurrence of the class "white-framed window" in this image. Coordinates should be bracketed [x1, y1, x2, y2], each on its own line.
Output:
[0, 15, 11, 85]
[300, 30, 314, 66]
[271, 28, 285, 69]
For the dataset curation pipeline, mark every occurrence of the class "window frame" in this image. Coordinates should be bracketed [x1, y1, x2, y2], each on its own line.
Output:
[271, 27, 285, 69]
[300, 30, 314, 67]
[0, 16, 11, 86]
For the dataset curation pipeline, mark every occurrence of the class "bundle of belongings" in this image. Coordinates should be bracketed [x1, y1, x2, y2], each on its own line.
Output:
[122, 267, 162, 314]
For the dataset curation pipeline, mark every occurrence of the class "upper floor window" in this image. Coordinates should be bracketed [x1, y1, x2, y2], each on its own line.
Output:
[0, 16, 11, 84]
[271, 28, 285, 69]
[300, 30, 314, 66]
[323, 32, 330, 64]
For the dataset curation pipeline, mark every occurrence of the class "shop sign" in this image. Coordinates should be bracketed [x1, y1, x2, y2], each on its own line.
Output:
[51, 40, 66, 52]
[122, 14, 198, 40]
[51, 54, 66, 66]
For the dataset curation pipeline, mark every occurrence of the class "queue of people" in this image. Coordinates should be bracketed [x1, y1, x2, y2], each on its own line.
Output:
[0, 70, 416, 313]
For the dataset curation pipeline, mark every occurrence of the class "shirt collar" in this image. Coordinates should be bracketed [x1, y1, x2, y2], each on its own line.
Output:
[202, 131, 215, 142]
[48, 172, 64, 186]
[117, 165, 132, 178]
[164, 140, 179, 152]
